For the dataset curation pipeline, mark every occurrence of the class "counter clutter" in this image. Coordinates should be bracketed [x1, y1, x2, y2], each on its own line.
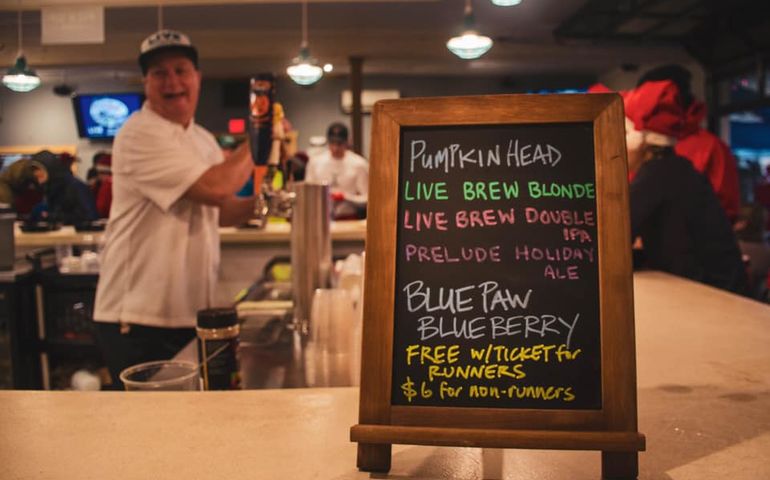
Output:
[1, 272, 768, 479]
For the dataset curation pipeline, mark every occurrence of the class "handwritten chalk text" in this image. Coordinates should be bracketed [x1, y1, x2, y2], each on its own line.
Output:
[524, 207, 595, 226]
[403, 280, 532, 314]
[514, 245, 595, 263]
[527, 181, 594, 199]
[408, 139, 562, 174]
[403, 181, 449, 201]
[463, 181, 519, 200]
[404, 244, 501, 263]
[416, 313, 580, 347]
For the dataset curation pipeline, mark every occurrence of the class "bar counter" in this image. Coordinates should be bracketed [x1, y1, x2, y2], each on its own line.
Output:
[1, 271, 769, 479]
[13, 220, 368, 247]
[14, 220, 367, 305]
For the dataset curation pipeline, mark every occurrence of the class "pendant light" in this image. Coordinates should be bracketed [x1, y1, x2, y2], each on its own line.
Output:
[490, 0, 522, 6]
[3, 8, 41, 93]
[286, 1, 324, 86]
[447, 0, 493, 60]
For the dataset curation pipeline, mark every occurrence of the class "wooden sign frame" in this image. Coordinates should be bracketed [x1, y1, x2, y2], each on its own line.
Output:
[351, 94, 645, 479]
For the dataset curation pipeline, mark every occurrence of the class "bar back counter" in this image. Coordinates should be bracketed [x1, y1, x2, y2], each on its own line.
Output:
[6, 221, 366, 388]
[13, 220, 367, 305]
[1, 272, 768, 479]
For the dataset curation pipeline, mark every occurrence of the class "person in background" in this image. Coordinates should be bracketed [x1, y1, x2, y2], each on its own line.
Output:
[274, 117, 308, 185]
[755, 165, 770, 233]
[305, 122, 369, 219]
[624, 80, 748, 295]
[88, 152, 113, 218]
[0, 158, 47, 213]
[734, 203, 770, 301]
[30, 151, 98, 225]
[93, 29, 256, 388]
[286, 151, 308, 183]
[637, 64, 741, 222]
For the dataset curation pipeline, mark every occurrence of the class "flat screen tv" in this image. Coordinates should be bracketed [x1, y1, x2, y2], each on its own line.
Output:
[72, 92, 143, 139]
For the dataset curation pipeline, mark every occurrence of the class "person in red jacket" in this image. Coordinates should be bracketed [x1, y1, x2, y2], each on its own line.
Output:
[88, 152, 113, 218]
[94, 153, 113, 218]
[637, 65, 741, 222]
[624, 80, 749, 295]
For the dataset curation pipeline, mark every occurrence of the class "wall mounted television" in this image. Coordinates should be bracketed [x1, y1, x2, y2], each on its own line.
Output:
[72, 92, 144, 140]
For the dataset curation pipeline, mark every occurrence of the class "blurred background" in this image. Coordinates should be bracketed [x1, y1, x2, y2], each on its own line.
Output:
[0, 0, 768, 202]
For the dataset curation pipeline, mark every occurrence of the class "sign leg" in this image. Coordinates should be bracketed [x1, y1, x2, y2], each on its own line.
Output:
[481, 448, 504, 479]
[357, 443, 392, 472]
[601, 451, 638, 479]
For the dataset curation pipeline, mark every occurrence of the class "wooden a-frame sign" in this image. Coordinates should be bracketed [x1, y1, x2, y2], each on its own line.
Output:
[350, 94, 645, 479]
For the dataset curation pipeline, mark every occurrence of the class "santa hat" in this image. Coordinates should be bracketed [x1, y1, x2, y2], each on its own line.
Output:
[623, 80, 685, 146]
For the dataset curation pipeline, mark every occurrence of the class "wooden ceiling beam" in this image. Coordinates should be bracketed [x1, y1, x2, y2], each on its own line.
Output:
[2, 0, 438, 12]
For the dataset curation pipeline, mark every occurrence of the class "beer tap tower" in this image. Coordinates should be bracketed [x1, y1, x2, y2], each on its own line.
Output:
[248, 75, 332, 375]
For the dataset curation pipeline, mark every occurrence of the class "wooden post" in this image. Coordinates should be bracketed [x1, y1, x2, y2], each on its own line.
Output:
[601, 451, 639, 479]
[481, 448, 504, 479]
[349, 56, 363, 155]
[357, 443, 391, 472]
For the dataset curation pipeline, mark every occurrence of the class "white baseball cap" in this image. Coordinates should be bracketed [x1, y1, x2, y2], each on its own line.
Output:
[138, 29, 198, 74]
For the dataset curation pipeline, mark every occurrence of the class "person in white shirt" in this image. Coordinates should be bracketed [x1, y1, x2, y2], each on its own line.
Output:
[93, 29, 256, 388]
[305, 122, 369, 219]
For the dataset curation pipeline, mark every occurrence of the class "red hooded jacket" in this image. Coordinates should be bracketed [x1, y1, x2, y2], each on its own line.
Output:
[598, 81, 741, 221]
[674, 101, 741, 222]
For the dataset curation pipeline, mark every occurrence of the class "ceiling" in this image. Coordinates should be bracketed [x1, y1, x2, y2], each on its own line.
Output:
[556, 0, 770, 72]
[0, 0, 733, 84]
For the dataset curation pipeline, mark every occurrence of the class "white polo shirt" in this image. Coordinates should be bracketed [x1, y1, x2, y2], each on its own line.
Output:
[305, 150, 369, 205]
[94, 104, 222, 328]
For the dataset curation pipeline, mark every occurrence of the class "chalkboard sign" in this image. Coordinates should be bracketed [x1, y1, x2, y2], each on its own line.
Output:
[392, 123, 601, 410]
[351, 94, 644, 478]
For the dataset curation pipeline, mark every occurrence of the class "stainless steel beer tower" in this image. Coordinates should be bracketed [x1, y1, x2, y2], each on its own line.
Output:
[290, 183, 332, 335]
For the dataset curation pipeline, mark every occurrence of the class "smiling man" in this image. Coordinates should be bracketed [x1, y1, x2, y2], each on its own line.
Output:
[93, 30, 256, 388]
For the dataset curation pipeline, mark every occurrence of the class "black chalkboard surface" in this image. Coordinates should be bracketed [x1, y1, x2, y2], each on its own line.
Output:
[391, 123, 601, 409]
[351, 94, 644, 477]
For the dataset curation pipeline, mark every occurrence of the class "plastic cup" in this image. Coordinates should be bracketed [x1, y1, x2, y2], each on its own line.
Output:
[119, 360, 200, 391]
[304, 288, 356, 387]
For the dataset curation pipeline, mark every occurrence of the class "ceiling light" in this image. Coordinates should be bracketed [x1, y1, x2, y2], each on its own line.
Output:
[3, 56, 41, 92]
[447, 0, 493, 60]
[490, 0, 522, 6]
[287, 46, 324, 86]
[287, 1, 323, 86]
[3, 9, 40, 93]
[323, 63, 333, 73]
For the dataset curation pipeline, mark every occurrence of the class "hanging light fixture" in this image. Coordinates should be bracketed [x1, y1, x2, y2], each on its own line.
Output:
[287, 1, 324, 86]
[447, 0, 493, 60]
[3, 8, 41, 92]
[490, 0, 522, 6]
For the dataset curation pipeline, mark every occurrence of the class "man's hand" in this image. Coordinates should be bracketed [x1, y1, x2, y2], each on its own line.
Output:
[219, 195, 257, 227]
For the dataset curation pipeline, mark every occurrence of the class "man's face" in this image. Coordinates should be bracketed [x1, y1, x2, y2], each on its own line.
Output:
[329, 140, 347, 160]
[143, 52, 201, 127]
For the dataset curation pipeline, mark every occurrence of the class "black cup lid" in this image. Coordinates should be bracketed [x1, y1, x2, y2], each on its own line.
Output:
[197, 307, 238, 329]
